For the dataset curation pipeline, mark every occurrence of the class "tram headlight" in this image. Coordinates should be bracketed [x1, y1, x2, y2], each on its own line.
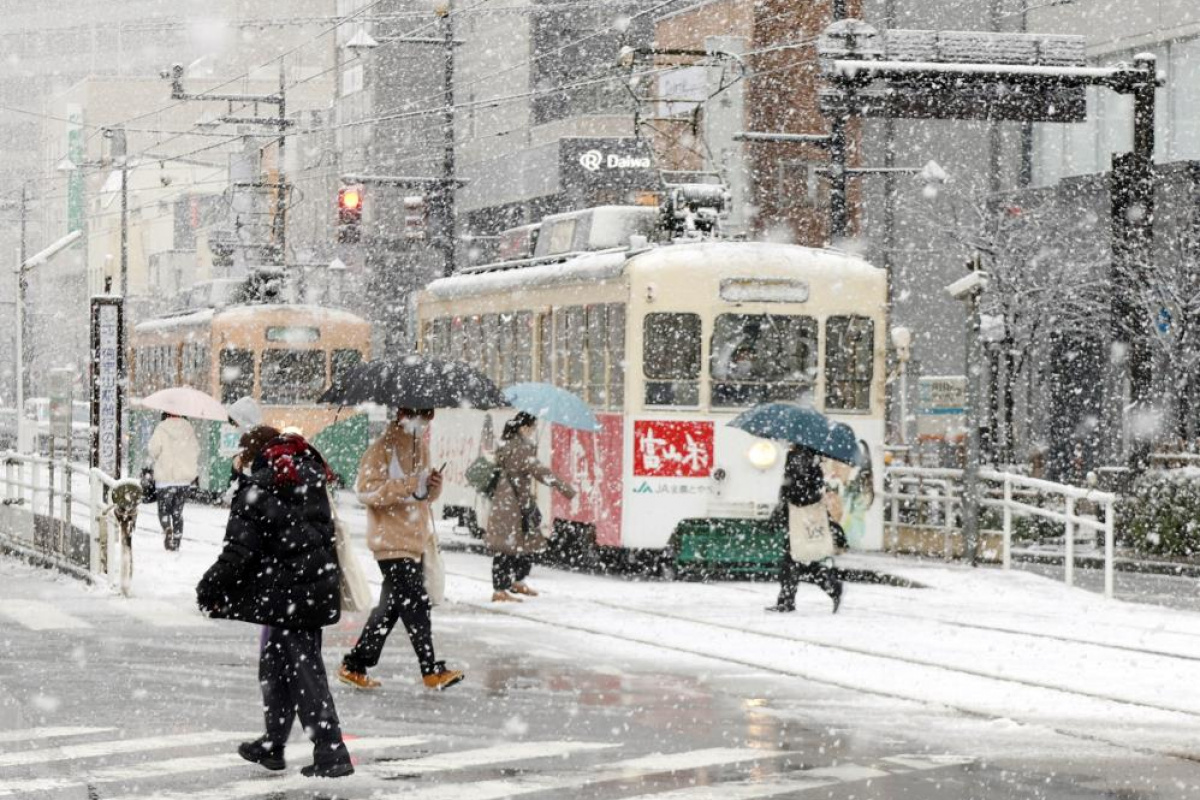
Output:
[746, 440, 778, 471]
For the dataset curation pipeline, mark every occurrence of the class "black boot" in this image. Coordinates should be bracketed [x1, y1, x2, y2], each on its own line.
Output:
[301, 741, 354, 778]
[829, 579, 843, 614]
[238, 738, 286, 771]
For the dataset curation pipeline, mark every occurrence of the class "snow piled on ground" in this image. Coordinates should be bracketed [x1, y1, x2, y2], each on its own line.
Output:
[71, 496, 1200, 765]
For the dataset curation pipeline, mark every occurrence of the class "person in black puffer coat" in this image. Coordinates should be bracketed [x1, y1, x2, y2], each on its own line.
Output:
[197, 428, 353, 779]
[767, 444, 843, 614]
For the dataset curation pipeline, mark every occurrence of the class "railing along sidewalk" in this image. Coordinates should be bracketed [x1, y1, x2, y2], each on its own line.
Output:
[0, 451, 140, 595]
[884, 465, 1118, 598]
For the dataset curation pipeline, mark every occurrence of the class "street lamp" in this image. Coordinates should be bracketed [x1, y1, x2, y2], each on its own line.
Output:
[947, 266, 990, 565]
[15, 230, 82, 452]
[890, 326, 913, 445]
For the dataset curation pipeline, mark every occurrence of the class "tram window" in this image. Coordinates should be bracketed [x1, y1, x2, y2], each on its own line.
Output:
[586, 305, 607, 406]
[553, 309, 568, 387]
[566, 306, 586, 395]
[450, 317, 466, 360]
[261, 350, 327, 405]
[538, 313, 552, 383]
[825, 315, 875, 412]
[331, 349, 363, 386]
[425, 318, 451, 357]
[607, 304, 625, 409]
[710, 314, 817, 407]
[219, 349, 255, 404]
[482, 315, 500, 382]
[463, 316, 482, 369]
[498, 313, 515, 387]
[513, 312, 534, 384]
[643, 312, 701, 407]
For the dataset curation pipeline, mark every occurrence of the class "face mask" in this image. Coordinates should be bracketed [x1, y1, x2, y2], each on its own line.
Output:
[401, 417, 430, 435]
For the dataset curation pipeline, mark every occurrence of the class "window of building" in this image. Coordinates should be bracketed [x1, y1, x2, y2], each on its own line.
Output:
[711, 314, 817, 408]
[825, 316, 875, 412]
[260, 350, 327, 406]
[219, 349, 255, 404]
[643, 312, 701, 407]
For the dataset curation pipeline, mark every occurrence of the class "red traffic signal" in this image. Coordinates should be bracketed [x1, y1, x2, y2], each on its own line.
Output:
[337, 184, 364, 243]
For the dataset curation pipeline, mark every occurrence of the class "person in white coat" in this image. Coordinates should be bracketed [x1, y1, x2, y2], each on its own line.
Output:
[148, 413, 200, 550]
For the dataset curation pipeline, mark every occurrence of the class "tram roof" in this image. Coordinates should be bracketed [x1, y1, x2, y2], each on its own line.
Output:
[425, 241, 881, 301]
[134, 303, 368, 334]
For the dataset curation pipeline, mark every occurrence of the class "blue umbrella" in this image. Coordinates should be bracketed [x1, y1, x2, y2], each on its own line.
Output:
[503, 383, 600, 432]
[729, 403, 865, 466]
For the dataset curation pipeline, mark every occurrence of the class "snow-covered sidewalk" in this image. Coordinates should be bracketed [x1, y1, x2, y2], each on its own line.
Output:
[67, 493, 1200, 763]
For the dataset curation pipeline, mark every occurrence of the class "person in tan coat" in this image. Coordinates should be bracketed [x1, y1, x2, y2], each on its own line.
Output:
[486, 412, 575, 602]
[337, 409, 464, 692]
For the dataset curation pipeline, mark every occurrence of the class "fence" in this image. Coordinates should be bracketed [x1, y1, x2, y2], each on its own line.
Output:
[0, 452, 140, 595]
[884, 465, 1118, 598]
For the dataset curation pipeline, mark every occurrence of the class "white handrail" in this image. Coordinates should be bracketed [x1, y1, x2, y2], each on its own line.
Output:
[886, 465, 1118, 599]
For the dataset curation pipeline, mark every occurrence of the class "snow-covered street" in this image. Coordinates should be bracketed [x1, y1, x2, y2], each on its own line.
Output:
[2, 498, 1199, 798]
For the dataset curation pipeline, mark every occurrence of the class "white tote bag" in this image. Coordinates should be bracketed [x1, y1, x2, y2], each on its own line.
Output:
[788, 501, 835, 564]
[330, 491, 372, 613]
[423, 526, 446, 607]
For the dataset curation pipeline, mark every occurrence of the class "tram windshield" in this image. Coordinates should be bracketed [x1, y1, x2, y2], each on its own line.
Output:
[261, 350, 327, 405]
[710, 313, 817, 407]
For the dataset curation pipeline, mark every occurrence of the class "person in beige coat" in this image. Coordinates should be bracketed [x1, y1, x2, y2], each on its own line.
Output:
[337, 409, 464, 692]
[486, 412, 576, 602]
[148, 413, 199, 551]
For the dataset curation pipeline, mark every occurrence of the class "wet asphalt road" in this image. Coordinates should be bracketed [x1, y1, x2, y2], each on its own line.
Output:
[1, 558, 1198, 799]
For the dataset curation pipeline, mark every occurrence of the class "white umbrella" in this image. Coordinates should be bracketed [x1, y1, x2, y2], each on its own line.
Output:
[140, 387, 229, 422]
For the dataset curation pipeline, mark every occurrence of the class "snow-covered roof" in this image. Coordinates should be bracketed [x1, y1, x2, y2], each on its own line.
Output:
[213, 304, 369, 327]
[134, 304, 368, 334]
[426, 250, 630, 301]
[134, 308, 215, 334]
[425, 241, 882, 301]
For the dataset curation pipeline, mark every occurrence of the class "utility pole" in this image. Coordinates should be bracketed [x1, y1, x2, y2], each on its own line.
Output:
[438, 1, 457, 277]
[166, 64, 291, 268]
[15, 185, 26, 426]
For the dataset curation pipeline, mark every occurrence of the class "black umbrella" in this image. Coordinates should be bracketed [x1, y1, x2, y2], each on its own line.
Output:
[319, 355, 508, 410]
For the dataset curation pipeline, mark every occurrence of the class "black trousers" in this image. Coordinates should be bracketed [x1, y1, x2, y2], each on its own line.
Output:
[776, 556, 841, 609]
[344, 558, 437, 676]
[156, 486, 188, 549]
[259, 626, 348, 764]
[492, 554, 533, 591]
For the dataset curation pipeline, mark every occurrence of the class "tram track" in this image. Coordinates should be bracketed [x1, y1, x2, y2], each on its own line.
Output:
[712, 580, 1200, 662]
[447, 568, 1200, 765]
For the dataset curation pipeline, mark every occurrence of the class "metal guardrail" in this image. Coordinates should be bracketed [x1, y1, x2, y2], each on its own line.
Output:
[0, 452, 140, 595]
[885, 465, 1118, 598]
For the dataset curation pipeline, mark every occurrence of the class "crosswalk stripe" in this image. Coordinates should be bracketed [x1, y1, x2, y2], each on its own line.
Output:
[0, 730, 249, 770]
[375, 747, 782, 800]
[803, 764, 890, 781]
[0, 599, 91, 630]
[370, 739, 617, 777]
[620, 778, 839, 800]
[0, 726, 116, 744]
[115, 598, 211, 629]
[882, 754, 976, 771]
[2, 736, 427, 798]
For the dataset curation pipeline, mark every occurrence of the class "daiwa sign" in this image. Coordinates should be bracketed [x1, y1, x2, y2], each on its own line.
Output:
[559, 138, 657, 200]
[578, 149, 653, 172]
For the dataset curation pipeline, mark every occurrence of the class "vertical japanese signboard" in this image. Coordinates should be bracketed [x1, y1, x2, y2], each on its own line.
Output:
[91, 297, 123, 475]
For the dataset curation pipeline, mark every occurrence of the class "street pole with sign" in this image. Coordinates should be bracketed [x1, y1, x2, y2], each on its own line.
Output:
[90, 297, 123, 477]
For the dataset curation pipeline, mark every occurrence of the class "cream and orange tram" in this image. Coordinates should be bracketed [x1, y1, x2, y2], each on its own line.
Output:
[417, 207, 885, 574]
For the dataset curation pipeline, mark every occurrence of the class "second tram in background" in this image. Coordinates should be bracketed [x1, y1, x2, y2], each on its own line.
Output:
[418, 202, 886, 575]
[129, 300, 372, 493]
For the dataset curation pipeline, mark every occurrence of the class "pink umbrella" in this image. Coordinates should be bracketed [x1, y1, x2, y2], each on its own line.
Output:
[139, 387, 230, 422]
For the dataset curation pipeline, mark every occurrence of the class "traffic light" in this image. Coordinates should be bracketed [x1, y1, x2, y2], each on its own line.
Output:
[337, 184, 363, 243]
[403, 195, 427, 241]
